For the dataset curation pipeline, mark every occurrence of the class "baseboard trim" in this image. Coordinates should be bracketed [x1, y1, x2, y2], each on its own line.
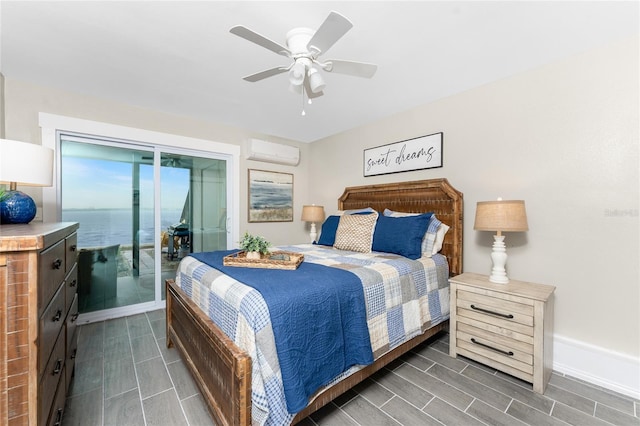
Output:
[553, 334, 640, 399]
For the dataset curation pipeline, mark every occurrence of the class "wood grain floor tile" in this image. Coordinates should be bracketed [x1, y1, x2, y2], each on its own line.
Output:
[393, 363, 474, 411]
[166, 360, 199, 400]
[130, 333, 160, 364]
[104, 388, 144, 426]
[104, 357, 137, 399]
[181, 394, 216, 426]
[423, 397, 485, 426]
[142, 389, 188, 426]
[381, 396, 441, 426]
[136, 357, 173, 400]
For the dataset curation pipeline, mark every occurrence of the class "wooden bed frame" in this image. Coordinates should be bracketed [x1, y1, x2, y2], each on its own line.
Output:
[166, 178, 463, 426]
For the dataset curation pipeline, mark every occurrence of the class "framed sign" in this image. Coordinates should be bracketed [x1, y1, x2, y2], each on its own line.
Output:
[248, 169, 294, 222]
[363, 132, 443, 177]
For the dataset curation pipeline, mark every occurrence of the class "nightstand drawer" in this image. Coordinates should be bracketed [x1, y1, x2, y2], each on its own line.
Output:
[457, 314, 534, 345]
[456, 289, 534, 329]
[457, 322, 533, 364]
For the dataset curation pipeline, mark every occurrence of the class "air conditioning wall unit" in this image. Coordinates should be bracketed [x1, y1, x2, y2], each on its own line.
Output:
[244, 138, 300, 166]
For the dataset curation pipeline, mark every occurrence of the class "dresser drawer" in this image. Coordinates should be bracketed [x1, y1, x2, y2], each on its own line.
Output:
[46, 364, 66, 426]
[65, 232, 78, 275]
[39, 240, 66, 315]
[64, 263, 78, 315]
[39, 331, 65, 425]
[66, 327, 78, 395]
[39, 284, 66, 378]
[65, 294, 79, 394]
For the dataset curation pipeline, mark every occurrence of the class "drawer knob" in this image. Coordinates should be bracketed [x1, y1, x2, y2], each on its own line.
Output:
[470, 304, 514, 319]
[54, 407, 63, 426]
[71, 348, 77, 359]
[71, 313, 79, 322]
[471, 338, 514, 356]
[70, 279, 77, 288]
[52, 258, 63, 270]
[52, 359, 63, 375]
[52, 310, 62, 322]
[70, 244, 77, 252]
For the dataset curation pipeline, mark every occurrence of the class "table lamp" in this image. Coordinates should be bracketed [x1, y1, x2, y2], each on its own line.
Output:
[474, 199, 528, 283]
[301, 205, 325, 243]
[0, 139, 54, 224]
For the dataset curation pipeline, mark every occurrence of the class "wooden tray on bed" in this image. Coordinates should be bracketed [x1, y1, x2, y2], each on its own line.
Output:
[223, 250, 304, 270]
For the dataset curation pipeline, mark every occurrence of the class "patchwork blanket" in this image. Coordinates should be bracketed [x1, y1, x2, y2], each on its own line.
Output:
[176, 244, 450, 426]
[190, 250, 373, 413]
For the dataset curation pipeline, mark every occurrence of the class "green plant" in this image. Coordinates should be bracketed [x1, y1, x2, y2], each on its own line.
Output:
[0, 188, 6, 201]
[239, 232, 271, 255]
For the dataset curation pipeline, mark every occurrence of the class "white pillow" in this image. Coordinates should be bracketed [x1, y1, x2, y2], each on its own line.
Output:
[431, 223, 450, 255]
[335, 207, 376, 216]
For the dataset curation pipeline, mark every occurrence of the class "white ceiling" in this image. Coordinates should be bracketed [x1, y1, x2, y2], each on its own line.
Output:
[1, 1, 638, 143]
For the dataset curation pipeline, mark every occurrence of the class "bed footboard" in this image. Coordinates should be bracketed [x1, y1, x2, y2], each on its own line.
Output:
[166, 279, 251, 426]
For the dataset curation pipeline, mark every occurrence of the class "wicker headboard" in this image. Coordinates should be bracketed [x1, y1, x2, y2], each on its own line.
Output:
[338, 178, 463, 276]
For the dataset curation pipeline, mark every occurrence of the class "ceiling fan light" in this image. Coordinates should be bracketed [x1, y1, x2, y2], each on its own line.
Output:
[289, 83, 302, 94]
[288, 61, 306, 86]
[308, 68, 326, 93]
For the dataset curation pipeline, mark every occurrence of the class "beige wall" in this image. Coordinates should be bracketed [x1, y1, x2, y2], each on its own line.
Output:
[3, 79, 312, 245]
[309, 36, 639, 358]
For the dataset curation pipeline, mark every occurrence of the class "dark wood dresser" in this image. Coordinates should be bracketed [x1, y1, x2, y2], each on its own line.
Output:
[0, 222, 80, 425]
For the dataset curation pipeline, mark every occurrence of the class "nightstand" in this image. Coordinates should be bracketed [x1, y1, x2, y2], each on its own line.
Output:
[449, 272, 555, 393]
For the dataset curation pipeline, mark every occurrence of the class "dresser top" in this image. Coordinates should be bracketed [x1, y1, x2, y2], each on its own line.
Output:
[0, 222, 79, 252]
[450, 272, 555, 301]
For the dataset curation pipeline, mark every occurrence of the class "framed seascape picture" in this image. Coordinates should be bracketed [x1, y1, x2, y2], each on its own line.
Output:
[248, 169, 294, 222]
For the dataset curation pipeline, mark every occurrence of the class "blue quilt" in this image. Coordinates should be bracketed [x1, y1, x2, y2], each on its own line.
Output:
[190, 251, 373, 413]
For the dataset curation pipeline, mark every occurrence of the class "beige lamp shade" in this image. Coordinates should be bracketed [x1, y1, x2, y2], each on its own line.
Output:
[301, 205, 325, 222]
[0, 138, 54, 187]
[474, 200, 528, 232]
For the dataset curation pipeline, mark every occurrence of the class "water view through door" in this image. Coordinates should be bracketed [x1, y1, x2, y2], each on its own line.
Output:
[60, 137, 228, 317]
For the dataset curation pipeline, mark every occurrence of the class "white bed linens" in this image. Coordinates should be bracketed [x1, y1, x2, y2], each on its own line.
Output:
[176, 244, 450, 426]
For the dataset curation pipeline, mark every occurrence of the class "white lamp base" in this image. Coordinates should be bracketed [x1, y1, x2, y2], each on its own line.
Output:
[489, 234, 509, 284]
[309, 222, 317, 243]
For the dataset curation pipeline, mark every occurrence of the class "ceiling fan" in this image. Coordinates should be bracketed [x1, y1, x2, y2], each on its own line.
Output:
[230, 11, 377, 114]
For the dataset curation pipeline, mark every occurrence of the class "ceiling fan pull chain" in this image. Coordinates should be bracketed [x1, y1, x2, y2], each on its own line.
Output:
[301, 88, 306, 116]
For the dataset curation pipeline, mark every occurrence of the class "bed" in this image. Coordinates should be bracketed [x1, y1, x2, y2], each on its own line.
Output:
[166, 178, 463, 426]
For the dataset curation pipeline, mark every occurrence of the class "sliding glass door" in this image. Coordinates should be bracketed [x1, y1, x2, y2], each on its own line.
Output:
[158, 152, 228, 300]
[60, 135, 229, 318]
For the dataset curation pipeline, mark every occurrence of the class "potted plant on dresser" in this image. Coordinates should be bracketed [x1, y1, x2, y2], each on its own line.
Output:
[240, 232, 271, 259]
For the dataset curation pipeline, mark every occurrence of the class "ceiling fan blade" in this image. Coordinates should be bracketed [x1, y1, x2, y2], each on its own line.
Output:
[324, 60, 378, 78]
[230, 25, 291, 57]
[243, 67, 289, 82]
[307, 11, 353, 56]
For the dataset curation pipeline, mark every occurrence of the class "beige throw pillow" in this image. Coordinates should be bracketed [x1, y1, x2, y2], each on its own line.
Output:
[334, 212, 378, 253]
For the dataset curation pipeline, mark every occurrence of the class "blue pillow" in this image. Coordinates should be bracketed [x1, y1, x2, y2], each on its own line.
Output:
[316, 215, 341, 246]
[372, 213, 433, 259]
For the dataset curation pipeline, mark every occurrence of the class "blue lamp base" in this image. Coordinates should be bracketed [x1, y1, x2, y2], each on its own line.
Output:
[0, 190, 37, 224]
